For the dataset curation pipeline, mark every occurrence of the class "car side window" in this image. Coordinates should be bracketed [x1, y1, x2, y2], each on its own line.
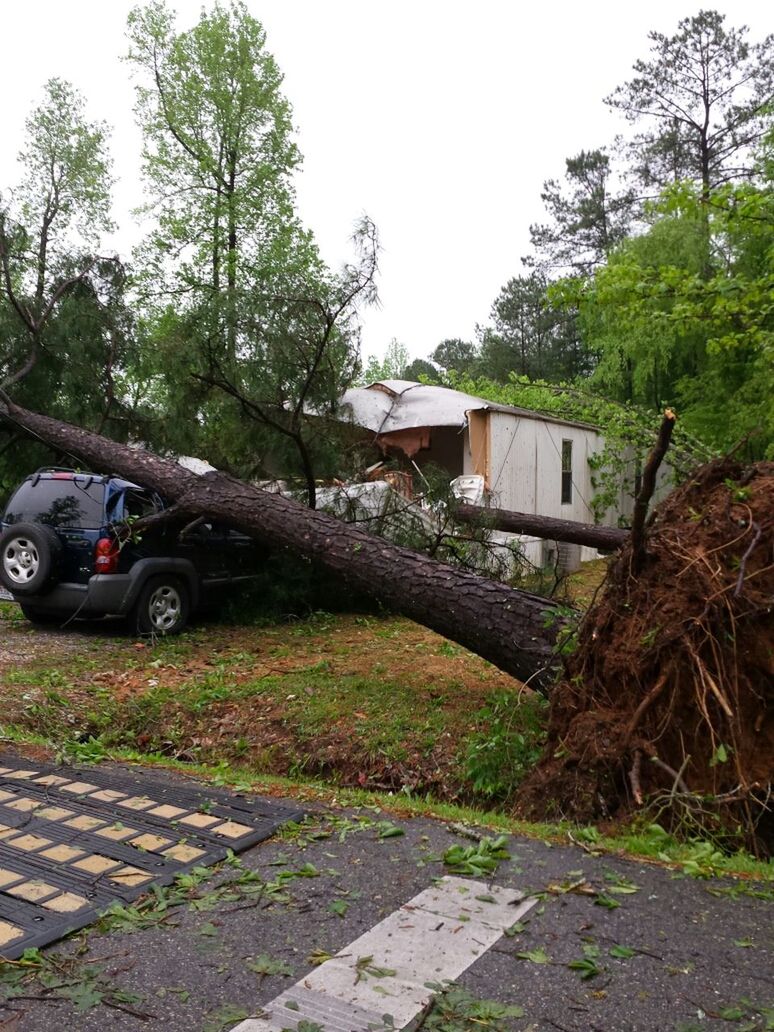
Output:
[122, 490, 161, 521]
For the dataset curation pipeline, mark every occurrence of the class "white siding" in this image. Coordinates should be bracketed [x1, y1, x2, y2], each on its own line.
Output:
[486, 411, 603, 524]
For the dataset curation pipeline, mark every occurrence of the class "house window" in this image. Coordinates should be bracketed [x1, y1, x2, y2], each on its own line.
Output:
[561, 440, 573, 504]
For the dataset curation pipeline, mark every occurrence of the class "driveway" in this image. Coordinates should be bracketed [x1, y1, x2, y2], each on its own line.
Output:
[0, 595, 126, 672]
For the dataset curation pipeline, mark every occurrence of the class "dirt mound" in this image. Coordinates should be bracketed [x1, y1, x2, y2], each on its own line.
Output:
[517, 457, 774, 854]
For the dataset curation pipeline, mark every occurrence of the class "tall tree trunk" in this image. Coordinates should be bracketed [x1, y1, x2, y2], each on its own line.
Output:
[0, 400, 565, 690]
[226, 155, 238, 358]
[292, 427, 317, 510]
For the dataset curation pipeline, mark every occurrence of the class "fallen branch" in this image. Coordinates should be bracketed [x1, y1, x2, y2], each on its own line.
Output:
[734, 522, 762, 597]
[113, 502, 189, 541]
[650, 754, 691, 796]
[446, 822, 484, 842]
[624, 672, 669, 744]
[455, 504, 628, 551]
[629, 749, 643, 805]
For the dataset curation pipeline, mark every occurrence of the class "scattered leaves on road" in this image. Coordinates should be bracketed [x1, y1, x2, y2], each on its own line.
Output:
[442, 835, 510, 877]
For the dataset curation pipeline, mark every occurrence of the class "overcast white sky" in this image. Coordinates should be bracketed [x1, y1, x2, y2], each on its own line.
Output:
[0, 1, 770, 362]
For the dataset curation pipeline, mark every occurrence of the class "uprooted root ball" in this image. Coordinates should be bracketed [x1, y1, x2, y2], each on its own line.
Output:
[517, 457, 773, 854]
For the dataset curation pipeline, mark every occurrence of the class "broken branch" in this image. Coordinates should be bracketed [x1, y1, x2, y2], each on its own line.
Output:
[630, 408, 676, 574]
[456, 504, 628, 551]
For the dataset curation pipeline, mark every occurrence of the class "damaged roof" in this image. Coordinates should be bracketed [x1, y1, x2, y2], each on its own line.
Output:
[338, 380, 599, 435]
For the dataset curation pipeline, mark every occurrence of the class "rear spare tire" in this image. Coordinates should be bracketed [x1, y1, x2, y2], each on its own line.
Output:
[0, 523, 61, 596]
[133, 574, 189, 636]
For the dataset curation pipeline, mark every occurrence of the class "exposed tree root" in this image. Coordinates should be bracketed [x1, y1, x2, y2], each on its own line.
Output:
[517, 456, 774, 855]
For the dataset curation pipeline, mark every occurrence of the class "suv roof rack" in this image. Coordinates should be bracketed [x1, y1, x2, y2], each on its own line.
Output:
[31, 466, 97, 475]
[29, 467, 102, 488]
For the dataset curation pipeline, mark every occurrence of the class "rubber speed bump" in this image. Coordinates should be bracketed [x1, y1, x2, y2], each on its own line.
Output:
[0, 759, 303, 958]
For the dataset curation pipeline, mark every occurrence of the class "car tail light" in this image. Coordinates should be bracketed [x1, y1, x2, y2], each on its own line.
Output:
[94, 537, 119, 574]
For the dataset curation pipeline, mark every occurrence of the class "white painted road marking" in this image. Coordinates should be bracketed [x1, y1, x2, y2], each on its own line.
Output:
[233, 875, 536, 1032]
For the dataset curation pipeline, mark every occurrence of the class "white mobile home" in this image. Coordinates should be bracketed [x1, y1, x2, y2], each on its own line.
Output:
[339, 380, 630, 569]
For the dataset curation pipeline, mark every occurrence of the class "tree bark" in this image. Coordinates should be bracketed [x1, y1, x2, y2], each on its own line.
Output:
[455, 504, 628, 551]
[0, 399, 565, 690]
[630, 409, 677, 574]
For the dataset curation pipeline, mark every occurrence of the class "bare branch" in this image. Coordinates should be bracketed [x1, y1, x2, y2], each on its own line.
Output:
[630, 410, 677, 574]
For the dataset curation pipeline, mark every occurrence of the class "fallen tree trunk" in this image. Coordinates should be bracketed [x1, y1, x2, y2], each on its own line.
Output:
[455, 504, 628, 551]
[0, 399, 565, 690]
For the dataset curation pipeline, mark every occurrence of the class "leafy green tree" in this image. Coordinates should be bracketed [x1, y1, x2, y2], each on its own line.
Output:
[0, 78, 115, 384]
[558, 162, 774, 456]
[606, 10, 774, 200]
[561, 206, 709, 409]
[127, 0, 304, 335]
[486, 274, 550, 378]
[0, 79, 128, 496]
[527, 149, 635, 274]
[467, 10, 773, 488]
[477, 274, 592, 384]
[127, 1, 365, 503]
[402, 357, 439, 382]
[486, 151, 631, 387]
[360, 338, 411, 383]
[430, 338, 477, 375]
[196, 216, 378, 507]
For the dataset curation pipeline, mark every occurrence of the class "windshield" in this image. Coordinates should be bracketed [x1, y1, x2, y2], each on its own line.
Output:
[4, 478, 106, 529]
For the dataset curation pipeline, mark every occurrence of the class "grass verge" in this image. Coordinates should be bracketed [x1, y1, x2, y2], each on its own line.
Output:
[0, 610, 544, 803]
[1, 726, 772, 883]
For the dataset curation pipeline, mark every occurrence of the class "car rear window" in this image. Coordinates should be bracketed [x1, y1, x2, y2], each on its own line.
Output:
[4, 478, 106, 529]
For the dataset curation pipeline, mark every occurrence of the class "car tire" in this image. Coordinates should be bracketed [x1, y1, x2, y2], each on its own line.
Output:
[19, 604, 60, 626]
[133, 575, 189, 636]
[0, 523, 62, 596]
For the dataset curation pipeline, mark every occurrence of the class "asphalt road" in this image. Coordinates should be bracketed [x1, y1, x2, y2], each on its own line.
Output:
[0, 762, 771, 1032]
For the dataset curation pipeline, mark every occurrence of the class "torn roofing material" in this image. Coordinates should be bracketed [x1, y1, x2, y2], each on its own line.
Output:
[338, 380, 599, 435]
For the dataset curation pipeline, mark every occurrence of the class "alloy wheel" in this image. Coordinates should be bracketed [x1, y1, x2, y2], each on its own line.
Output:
[3, 538, 40, 585]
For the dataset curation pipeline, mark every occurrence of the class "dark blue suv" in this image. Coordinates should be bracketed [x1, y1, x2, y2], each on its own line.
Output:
[0, 469, 259, 634]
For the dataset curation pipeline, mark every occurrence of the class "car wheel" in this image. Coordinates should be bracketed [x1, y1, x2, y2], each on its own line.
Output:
[0, 523, 61, 596]
[19, 604, 60, 626]
[134, 575, 189, 636]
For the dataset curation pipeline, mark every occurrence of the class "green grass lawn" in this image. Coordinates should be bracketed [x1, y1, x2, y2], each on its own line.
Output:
[0, 607, 545, 804]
